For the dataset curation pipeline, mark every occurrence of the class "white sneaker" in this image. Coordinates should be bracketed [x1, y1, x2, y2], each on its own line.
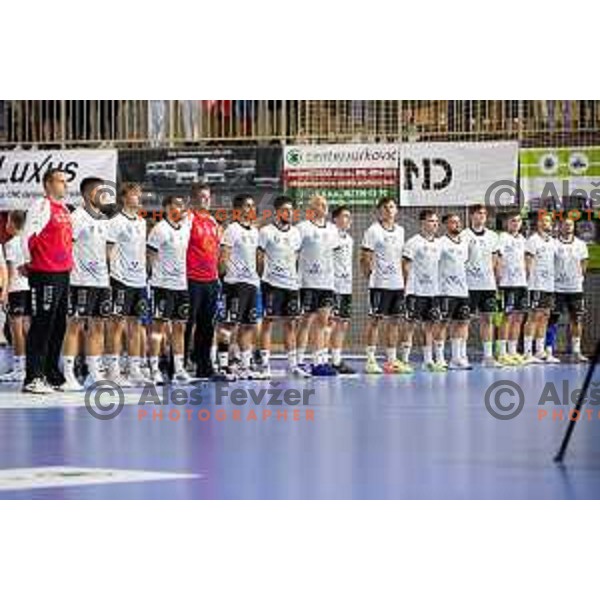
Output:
[173, 370, 193, 385]
[287, 365, 312, 378]
[22, 378, 53, 394]
[128, 367, 153, 386]
[545, 354, 561, 364]
[449, 359, 464, 370]
[523, 353, 544, 365]
[0, 369, 25, 383]
[252, 365, 271, 380]
[458, 358, 473, 370]
[482, 356, 503, 368]
[151, 369, 164, 385]
[62, 373, 84, 392]
[573, 353, 589, 363]
[83, 372, 104, 389]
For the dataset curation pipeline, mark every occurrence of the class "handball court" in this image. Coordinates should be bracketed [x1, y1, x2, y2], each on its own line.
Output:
[0, 362, 599, 499]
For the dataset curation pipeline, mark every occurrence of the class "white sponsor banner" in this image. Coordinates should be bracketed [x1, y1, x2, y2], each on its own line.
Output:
[0, 149, 117, 210]
[284, 143, 398, 170]
[399, 142, 519, 206]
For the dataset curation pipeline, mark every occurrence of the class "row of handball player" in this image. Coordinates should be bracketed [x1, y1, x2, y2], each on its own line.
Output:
[0, 169, 590, 392]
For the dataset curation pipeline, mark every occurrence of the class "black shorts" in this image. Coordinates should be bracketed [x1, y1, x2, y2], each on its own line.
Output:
[219, 282, 258, 325]
[554, 292, 585, 319]
[439, 296, 470, 322]
[333, 293, 352, 320]
[151, 287, 191, 321]
[406, 295, 441, 322]
[369, 288, 405, 318]
[469, 290, 498, 314]
[499, 287, 529, 313]
[7, 290, 31, 318]
[68, 286, 113, 318]
[300, 288, 335, 314]
[111, 278, 149, 318]
[529, 290, 555, 311]
[261, 282, 300, 319]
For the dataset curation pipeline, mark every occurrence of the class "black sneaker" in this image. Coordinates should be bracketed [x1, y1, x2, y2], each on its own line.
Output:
[333, 361, 356, 375]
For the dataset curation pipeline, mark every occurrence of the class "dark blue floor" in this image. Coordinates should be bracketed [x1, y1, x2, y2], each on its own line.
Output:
[0, 363, 599, 499]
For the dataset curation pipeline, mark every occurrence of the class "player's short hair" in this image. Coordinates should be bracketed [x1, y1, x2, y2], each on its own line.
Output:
[273, 195, 296, 211]
[80, 176, 105, 199]
[469, 203, 487, 215]
[120, 182, 141, 198]
[419, 209, 437, 221]
[332, 205, 351, 219]
[376, 197, 396, 210]
[232, 193, 254, 209]
[191, 183, 210, 197]
[42, 168, 64, 188]
[162, 195, 182, 209]
[442, 211, 460, 224]
[8, 210, 26, 231]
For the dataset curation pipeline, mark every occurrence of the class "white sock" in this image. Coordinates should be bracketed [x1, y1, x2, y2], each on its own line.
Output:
[129, 356, 141, 372]
[260, 349, 271, 366]
[241, 350, 251, 369]
[434, 341, 445, 362]
[400, 343, 411, 363]
[218, 352, 229, 368]
[483, 341, 493, 358]
[498, 340, 507, 356]
[460, 339, 468, 360]
[366, 346, 376, 362]
[86, 355, 101, 377]
[287, 350, 298, 369]
[210, 345, 217, 366]
[106, 354, 120, 375]
[150, 356, 160, 372]
[573, 337, 581, 355]
[63, 356, 76, 377]
[536, 338, 545, 355]
[386, 347, 397, 363]
[174, 354, 185, 373]
[524, 336, 533, 355]
[508, 340, 518, 355]
[298, 347, 307, 365]
[451, 339, 460, 361]
[545, 344, 554, 356]
[312, 350, 320, 365]
[423, 345, 433, 364]
[332, 348, 342, 366]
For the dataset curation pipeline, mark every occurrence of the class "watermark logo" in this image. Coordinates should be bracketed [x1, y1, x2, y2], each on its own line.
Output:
[484, 380, 525, 420]
[484, 179, 524, 209]
[85, 380, 125, 421]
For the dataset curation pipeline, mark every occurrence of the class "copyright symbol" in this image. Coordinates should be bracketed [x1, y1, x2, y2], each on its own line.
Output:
[484, 380, 525, 421]
[484, 179, 524, 209]
[84, 380, 125, 421]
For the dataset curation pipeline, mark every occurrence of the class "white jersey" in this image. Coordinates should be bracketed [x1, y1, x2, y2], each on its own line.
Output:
[525, 232, 557, 292]
[333, 230, 353, 295]
[554, 237, 588, 293]
[147, 219, 190, 291]
[361, 221, 405, 290]
[107, 211, 147, 288]
[3, 235, 29, 292]
[222, 222, 259, 287]
[497, 232, 527, 288]
[296, 220, 340, 290]
[258, 224, 302, 291]
[461, 227, 499, 291]
[438, 234, 469, 298]
[70, 206, 110, 288]
[402, 234, 441, 297]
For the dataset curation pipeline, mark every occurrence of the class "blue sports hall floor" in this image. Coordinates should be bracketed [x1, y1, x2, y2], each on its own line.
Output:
[0, 361, 599, 499]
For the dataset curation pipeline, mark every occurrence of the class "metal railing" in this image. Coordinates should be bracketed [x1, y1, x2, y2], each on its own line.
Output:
[2, 100, 600, 147]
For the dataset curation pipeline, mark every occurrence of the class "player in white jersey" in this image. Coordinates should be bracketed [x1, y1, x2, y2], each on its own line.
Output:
[402, 210, 444, 372]
[554, 218, 589, 362]
[461, 204, 500, 367]
[329, 205, 355, 375]
[146, 195, 192, 384]
[62, 177, 113, 391]
[257, 195, 307, 378]
[360, 197, 412, 375]
[437, 212, 471, 370]
[215, 193, 261, 380]
[295, 194, 340, 376]
[105, 183, 150, 386]
[496, 212, 529, 366]
[1, 211, 29, 382]
[524, 213, 559, 363]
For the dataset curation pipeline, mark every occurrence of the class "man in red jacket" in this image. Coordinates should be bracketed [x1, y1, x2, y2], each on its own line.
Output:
[20, 168, 73, 393]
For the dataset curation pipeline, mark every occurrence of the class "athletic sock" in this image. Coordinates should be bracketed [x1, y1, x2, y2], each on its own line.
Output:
[434, 341, 445, 363]
[498, 340, 507, 357]
[260, 349, 271, 367]
[524, 336, 533, 356]
[483, 341, 493, 359]
[106, 354, 120, 376]
[210, 345, 217, 367]
[366, 346, 376, 362]
[63, 356, 76, 378]
[573, 337, 582, 355]
[332, 348, 342, 366]
[149, 356, 160, 372]
[298, 346, 307, 365]
[508, 340, 518, 355]
[459, 339, 468, 360]
[423, 345, 433, 364]
[86, 355, 101, 378]
[174, 354, 185, 373]
[451, 339, 460, 362]
[400, 343, 411, 363]
[386, 347, 397, 363]
[241, 350, 252, 369]
[536, 338, 545, 356]
[287, 350, 298, 369]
